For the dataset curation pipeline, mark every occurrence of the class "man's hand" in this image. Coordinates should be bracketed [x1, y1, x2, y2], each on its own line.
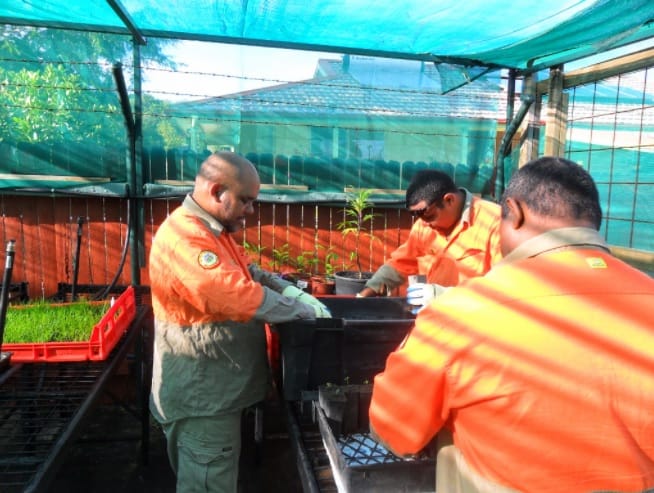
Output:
[406, 283, 448, 314]
[282, 285, 332, 318]
[357, 286, 388, 297]
[356, 287, 377, 298]
[310, 302, 332, 318]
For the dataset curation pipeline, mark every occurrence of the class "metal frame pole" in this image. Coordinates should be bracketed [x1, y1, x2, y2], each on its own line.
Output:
[0, 239, 16, 368]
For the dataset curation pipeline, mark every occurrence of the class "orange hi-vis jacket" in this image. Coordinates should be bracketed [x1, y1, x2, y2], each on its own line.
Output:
[369, 228, 654, 493]
[365, 190, 502, 294]
[149, 196, 314, 422]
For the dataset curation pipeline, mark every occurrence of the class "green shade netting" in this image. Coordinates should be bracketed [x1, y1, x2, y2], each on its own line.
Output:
[2, 0, 653, 71]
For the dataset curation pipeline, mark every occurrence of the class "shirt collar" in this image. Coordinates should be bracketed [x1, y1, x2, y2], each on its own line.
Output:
[182, 194, 225, 236]
[460, 188, 473, 225]
[499, 227, 610, 265]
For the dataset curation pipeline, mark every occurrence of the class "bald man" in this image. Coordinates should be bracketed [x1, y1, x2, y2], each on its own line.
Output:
[149, 152, 330, 493]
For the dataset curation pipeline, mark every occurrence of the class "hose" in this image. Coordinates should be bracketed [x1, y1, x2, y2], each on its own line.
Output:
[71, 216, 84, 301]
[92, 197, 131, 301]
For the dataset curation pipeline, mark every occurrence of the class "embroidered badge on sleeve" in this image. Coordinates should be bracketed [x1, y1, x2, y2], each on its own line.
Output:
[586, 257, 607, 269]
[198, 250, 219, 269]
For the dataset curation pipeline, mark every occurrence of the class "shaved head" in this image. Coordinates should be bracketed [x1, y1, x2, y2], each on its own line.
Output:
[197, 152, 259, 187]
[192, 151, 260, 232]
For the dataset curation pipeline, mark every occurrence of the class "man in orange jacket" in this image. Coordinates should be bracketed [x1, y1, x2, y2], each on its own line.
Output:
[149, 151, 330, 493]
[369, 156, 654, 493]
[357, 169, 502, 308]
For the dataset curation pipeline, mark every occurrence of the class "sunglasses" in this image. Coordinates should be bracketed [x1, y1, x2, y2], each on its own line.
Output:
[409, 199, 438, 218]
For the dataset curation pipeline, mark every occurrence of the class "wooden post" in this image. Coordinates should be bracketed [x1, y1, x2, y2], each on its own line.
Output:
[519, 73, 541, 167]
[543, 65, 568, 157]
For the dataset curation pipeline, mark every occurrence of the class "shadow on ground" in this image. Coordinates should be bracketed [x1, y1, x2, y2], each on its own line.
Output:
[47, 395, 303, 493]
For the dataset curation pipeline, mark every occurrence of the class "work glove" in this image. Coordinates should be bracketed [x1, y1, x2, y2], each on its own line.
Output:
[406, 283, 448, 314]
[282, 285, 332, 318]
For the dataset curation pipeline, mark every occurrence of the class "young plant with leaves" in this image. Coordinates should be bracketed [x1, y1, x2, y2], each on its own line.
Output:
[336, 189, 381, 277]
[269, 243, 292, 273]
[243, 240, 266, 267]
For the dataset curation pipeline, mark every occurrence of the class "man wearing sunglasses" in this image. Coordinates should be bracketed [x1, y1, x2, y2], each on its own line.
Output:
[357, 169, 502, 311]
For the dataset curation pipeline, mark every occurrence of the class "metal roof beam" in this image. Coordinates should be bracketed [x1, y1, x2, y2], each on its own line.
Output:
[106, 0, 147, 45]
[0, 17, 129, 35]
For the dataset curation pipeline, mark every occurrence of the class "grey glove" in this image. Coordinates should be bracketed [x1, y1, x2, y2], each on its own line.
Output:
[282, 285, 332, 318]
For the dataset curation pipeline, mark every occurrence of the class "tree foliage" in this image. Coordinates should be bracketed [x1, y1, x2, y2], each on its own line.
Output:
[0, 24, 186, 152]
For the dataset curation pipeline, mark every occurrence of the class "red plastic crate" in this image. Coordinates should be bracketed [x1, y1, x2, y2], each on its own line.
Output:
[3, 286, 137, 363]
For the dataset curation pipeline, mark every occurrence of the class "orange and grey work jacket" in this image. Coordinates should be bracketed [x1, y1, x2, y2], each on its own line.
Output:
[149, 195, 314, 423]
[369, 227, 654, 493]
[365, 190, 502, 294]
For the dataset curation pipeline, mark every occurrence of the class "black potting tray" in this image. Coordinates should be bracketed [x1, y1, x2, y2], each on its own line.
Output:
[272, 297, 415, 400]
[314, 399, 436, 492]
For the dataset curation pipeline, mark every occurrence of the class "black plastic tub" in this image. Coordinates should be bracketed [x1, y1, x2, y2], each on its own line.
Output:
[272, 297, 415, 401]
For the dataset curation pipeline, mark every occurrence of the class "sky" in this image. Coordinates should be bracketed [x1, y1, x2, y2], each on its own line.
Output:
[142, 40, 339, 102]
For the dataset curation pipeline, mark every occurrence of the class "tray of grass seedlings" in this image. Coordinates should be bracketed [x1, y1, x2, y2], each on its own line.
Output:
[2, 286, 136, 362]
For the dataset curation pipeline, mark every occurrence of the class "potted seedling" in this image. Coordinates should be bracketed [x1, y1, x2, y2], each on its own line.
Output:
[243, 240, 267, 267]
[293, 250, 320, 276]
[311, 247, 338, 295]
[269, 244, 318, 292]
[334, 189, 381, 295]
[290, 250, 320, 292]
[269, 243, 292, 275]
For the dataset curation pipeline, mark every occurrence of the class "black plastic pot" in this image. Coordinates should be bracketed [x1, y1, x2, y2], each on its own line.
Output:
[333, 270, 373, 295]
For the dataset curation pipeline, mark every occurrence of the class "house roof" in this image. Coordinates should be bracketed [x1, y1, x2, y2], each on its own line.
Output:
[174, 56, 507, 120]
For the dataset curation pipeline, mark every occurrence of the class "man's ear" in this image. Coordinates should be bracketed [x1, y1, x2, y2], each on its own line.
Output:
[210, 183, 224, 201]
[442, 192, 456, 206]
[504, 197, 525, 229]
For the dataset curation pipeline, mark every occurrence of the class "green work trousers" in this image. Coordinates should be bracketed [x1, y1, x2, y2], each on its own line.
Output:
[162, 411, 242, 493]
